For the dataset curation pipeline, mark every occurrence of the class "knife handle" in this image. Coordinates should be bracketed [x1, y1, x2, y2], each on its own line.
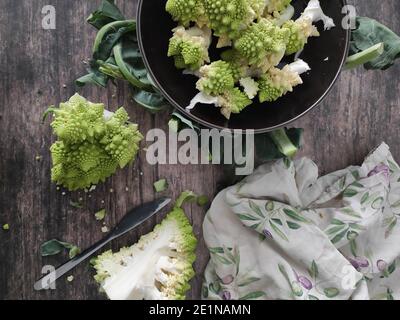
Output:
[34, 235, 113, 291]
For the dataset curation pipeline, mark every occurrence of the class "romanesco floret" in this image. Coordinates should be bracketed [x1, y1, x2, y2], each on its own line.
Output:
[282, 18, 319, 55]
[221, 49, 250, 81]
[165, 0, 207, 27]
[257, 60, 310, 102]
[234, 19, 290, 65]
[196, 60, 235, 95]
[92, 196, 197, 300]
[282, 0, 335, 55]
[168, 26, 212, 71]
[218, 88, 252, 119]
[49, 94, 143, 191]
[202, 0, 256, 39]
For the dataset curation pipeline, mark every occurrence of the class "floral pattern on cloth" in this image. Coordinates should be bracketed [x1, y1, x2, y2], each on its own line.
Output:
[202, 143, 400, 300]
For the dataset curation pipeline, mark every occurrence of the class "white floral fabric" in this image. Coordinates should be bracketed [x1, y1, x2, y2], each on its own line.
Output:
[203, 143, 400, 300]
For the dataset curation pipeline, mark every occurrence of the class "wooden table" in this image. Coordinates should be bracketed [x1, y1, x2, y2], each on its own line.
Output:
[1, 0, 399, 300]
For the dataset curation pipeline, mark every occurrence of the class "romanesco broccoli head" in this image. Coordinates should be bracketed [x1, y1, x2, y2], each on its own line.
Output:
[92, 195, 197, 300]
[202, 0, 256, 39]
[282, 18, 319, 55]
[168, 26, 212, 71]
[221, 49, 249, 81]
[217, 87, 252, 119]
[165, 0, 207, 27]
[258, 65, 303, 102]
[49, 94, 143, 191]
[234, 19, 289, 65]
[196, 60, 235, 96]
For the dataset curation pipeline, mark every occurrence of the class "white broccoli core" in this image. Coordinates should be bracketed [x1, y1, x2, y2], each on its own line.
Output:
[101, 219, 182, 300]
[302, 0, 335, 30]
[186, 92, 220, 111]
[275, 5, 295, 26]
[239, 77, 259, 99]
[103, 110, 114, 121]
[287, 59, 311, 75]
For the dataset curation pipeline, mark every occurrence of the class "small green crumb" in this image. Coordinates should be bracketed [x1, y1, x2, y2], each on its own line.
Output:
[95, 209, 106, 221]
[153, 179, 168, 193]
[67, 275, 74, 282]
[69, 246, 81, 259]
[3, 224, 9, 231]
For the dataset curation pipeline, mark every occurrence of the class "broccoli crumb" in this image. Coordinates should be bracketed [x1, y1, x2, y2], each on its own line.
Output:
[3, 224, 10, 231]
[67, 275, 74, 282]
[101, 226, 109, 233]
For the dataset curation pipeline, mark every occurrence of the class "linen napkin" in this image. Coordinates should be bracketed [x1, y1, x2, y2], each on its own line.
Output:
[202, 143, 400, 300]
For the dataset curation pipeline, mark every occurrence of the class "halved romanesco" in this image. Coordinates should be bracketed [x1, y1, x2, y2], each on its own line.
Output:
[92, 194, 197, 300]
[49, 94, 142, 191]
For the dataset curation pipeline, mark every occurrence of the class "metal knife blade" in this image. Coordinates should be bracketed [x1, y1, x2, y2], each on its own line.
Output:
[34, 197, 171, 291]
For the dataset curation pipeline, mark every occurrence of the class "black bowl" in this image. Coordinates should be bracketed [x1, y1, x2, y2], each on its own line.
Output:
[137, 0, 349, 133]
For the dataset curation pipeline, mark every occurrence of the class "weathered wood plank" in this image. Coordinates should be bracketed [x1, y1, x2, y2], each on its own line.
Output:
[0, 0, 399, 300]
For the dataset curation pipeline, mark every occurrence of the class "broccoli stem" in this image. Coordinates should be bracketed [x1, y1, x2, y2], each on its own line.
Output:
[269, 128, 298, 158]
[113, 43, 150, 89]
[345, 43, 384, 70]
[93, 20, 136, 53]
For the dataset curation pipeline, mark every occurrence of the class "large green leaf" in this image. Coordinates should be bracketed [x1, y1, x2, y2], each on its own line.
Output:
[349, 17, 400, 70]
[87, 0, 125, 29]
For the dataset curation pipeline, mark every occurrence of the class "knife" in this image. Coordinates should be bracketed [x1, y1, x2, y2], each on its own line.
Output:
[34, 197, 171, 291]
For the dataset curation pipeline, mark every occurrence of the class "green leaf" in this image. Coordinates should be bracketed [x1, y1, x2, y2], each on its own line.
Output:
[41, 239, 77, 257]
[385, 217, 397, 239]
[209, 282, 221, 294]
[214, 254, 232, 265]
[87, 0, 125, 29]
[283, 208, 308, 223]
[326, 225, 346, 235]
[331, 219, 346, 225]
[239, 291, 266, 300]
[308, 294, 319, 300]
[153, 179, 168, 193]
[132, 90, 168, 112]
[272, 218, 283, 226]
[249, 200, 264, 218]
[348, 223, 366, 231]
[209, 247, 224, 254]
[324, 287, 340, 298]
[41, 106, 56, 123]
[265, 201, 275, 211]
[169, 112, 200, 133]
[287, 221, 301, 230]
[331, 228, 349, 244]
[361, 192, 370, 205]
[269, 220, 289, 241]
[388, 261, 396, 274]
[351, 171, 360, 180]
[175, 191, 197, 208]
[351, 182, 364, 188]
[238, 277, 261, 287]
[343, 189, 358, 198]
[372, 197, 384, 210]
[308, 260, 319, 279]
[237, 214, 259, 221]
[349, 17, 400, 70]
[341, 208, 362, 219]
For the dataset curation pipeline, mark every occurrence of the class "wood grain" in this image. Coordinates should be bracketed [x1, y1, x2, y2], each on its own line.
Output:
[0, 0, 399, 300]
